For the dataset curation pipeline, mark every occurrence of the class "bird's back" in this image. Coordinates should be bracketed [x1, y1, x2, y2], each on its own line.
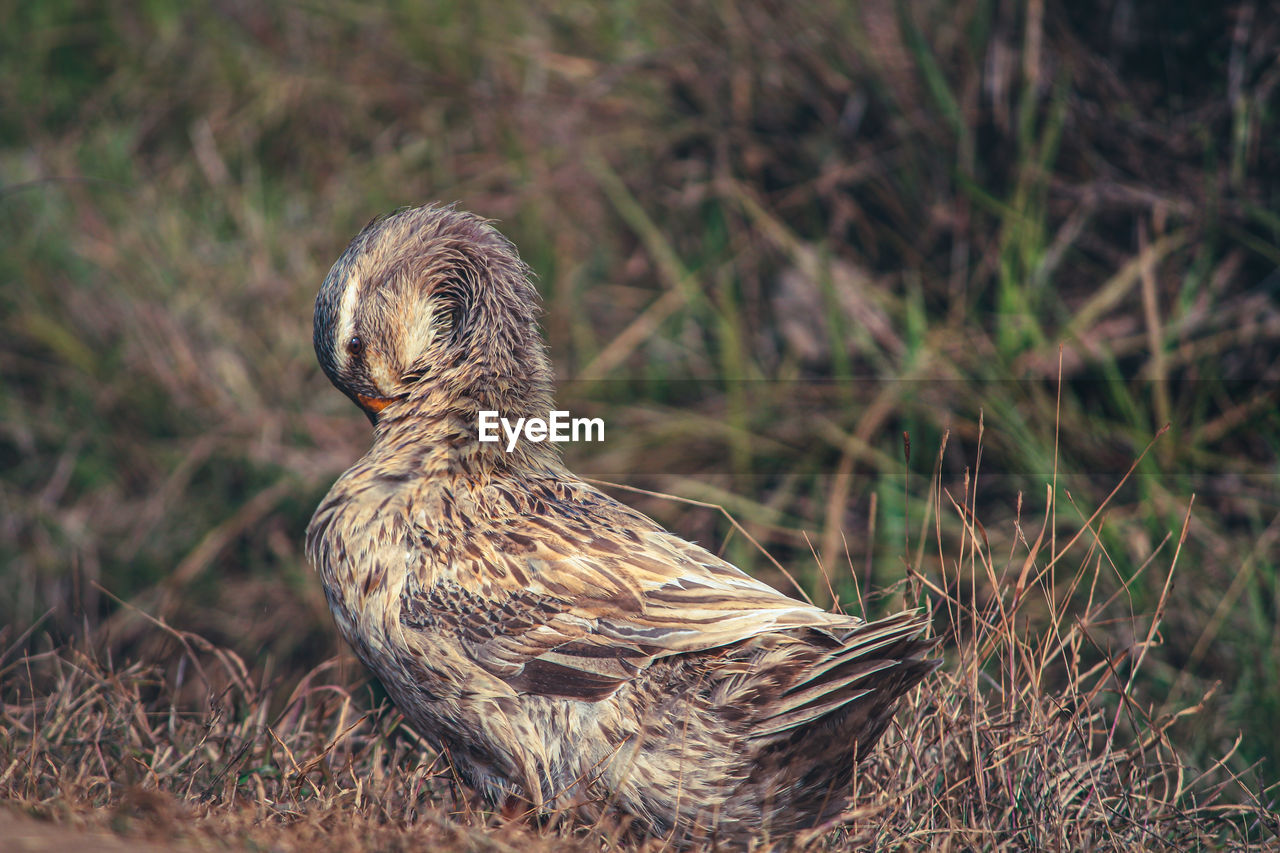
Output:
[310, 457, 935, 842]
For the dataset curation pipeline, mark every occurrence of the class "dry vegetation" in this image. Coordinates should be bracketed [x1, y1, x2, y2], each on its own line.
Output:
[3, 0, 1279, 849]
[3, 469, 1275, 850]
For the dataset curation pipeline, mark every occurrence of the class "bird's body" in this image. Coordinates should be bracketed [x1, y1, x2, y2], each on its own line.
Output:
[306, 205, 935, 844]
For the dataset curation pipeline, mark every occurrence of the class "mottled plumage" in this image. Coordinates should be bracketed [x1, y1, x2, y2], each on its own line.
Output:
[306, 204, 936, 845]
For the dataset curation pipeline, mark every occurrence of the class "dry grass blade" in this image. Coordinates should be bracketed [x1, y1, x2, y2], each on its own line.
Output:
[584, 477, 816, 605]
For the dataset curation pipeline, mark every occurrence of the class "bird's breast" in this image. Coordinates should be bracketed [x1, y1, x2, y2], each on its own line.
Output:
[306, 472, 423, 651]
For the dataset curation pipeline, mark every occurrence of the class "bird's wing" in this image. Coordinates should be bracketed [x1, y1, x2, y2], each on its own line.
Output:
[400, 496, 855, 701]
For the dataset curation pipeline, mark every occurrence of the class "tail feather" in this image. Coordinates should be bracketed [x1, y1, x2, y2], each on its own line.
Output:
[749, 610, 935, 743]
[753, 689, 874, 738]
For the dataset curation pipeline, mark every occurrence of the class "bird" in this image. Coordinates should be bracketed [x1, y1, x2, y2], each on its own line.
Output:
[306, 204, 936, 846]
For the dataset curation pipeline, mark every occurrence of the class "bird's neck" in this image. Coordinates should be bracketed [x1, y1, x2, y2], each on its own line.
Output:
[370, 381, 565, 479]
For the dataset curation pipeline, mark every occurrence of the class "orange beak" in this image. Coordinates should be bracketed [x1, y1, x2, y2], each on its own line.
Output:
[356, 393, 397, 414]
[355, 393, 405, 424]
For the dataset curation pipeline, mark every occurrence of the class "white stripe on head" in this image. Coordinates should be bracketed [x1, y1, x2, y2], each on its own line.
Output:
[335, 272, 363, 369]
[399, 295, 439, 373]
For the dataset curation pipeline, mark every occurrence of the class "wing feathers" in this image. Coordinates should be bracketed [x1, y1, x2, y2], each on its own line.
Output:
[401, 481, 933, 706]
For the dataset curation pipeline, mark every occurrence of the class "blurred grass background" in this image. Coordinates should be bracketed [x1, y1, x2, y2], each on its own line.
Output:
[2, 0, 1277, 805]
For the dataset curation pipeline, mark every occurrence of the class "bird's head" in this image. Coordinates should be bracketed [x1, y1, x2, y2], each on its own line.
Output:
[313, 205, 553, 427]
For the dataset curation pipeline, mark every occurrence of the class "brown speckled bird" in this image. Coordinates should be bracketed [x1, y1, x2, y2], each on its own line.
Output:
[306, 204, 936, 845]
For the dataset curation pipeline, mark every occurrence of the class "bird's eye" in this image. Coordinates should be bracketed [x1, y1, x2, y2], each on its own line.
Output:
[346, 336, 364, 357]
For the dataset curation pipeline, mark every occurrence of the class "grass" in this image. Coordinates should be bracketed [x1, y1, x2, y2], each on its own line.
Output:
[2, 0, 1278, 847]
[4, 450, 1275, 849]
